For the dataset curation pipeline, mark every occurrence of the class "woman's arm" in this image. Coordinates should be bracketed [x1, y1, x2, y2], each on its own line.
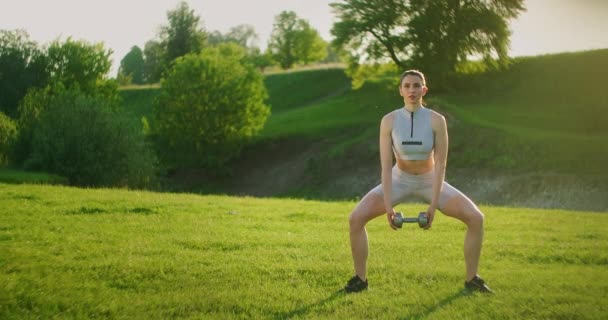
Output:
[380, 113, 397, 229]
[427, 112, 448, 229]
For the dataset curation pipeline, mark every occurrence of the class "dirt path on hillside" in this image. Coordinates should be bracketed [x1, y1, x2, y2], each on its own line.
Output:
[169, 138, 608, 212]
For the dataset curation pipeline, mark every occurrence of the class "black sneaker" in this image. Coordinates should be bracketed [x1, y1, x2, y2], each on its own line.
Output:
[344, 275, 368, 293]
[464, 275, 493, 294]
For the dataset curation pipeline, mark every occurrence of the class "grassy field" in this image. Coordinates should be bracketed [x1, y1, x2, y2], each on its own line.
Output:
[1, 183, 607, 319]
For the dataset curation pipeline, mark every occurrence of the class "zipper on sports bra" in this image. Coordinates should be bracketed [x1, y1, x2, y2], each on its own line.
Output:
[410, 111, 414, 138]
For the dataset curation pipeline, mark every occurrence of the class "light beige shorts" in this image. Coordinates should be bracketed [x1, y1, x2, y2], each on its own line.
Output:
[370, 166, 463, 209]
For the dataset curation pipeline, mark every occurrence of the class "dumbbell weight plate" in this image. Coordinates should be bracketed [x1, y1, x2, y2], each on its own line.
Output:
[418, 212, 429, 227]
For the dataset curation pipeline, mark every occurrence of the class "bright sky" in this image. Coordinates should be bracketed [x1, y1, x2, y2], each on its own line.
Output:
[1, 0, 607, 76]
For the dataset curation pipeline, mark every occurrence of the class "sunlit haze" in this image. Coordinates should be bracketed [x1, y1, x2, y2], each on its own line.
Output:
[1, 0, 607, 76]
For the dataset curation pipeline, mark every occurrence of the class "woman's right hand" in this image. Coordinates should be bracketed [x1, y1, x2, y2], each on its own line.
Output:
[386, 209, 398, 230]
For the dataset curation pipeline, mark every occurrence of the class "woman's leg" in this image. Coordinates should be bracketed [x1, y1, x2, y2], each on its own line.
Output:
[438, 186, 485, 281]
[349, 191, 388, 280]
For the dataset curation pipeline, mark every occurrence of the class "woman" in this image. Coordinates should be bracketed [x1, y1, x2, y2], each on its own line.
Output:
[344, 70, 492, 294]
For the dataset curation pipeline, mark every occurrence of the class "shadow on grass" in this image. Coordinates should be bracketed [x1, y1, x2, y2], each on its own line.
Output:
[400, 289, 471, 320]
[272, 289, 345, 320]
[273, 288, 472, 319]
[0, 168, 67, 185]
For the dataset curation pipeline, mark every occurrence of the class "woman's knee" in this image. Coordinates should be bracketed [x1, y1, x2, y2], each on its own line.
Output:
[349, 209, 367, 230]
[467, 209, 484, 229]
[349, 192, 384, 230]
[443, 195, 484, 228]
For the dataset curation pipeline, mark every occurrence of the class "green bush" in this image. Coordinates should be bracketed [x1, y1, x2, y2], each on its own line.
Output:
[154, 43, 270, 169]
[26, 88, 158, 188]
[0, 111, 17, 165]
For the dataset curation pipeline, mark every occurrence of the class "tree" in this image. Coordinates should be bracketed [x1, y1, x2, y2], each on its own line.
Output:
[0, 29, 48, 118]
[247, 47, 274, 72]
[207, 24, 259, 49]
[224, 24, 258, 48]
[206, 30, 225, 46]
[206, 25, 273, 71]
[154, 43, 270, 169]
[160, 1, 206, 65]
[331, 0, 525, 87]
[44, 37, 120, 107]
[13, 39, 120, 165]
[0, 111, 17, 164]
[140, 2, 207, 83]
[45, 37, 113, 90]
[143, 40, 166, 83]
[294, 25, 328, 65]
[118, 46, 145, 84]
[322, 44, 342, 64]
[268, 11, 328, 69]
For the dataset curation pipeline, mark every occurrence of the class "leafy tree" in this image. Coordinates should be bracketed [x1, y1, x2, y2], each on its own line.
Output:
[322, 44, 342, 64]
[268, 11, 328, 69]
[0, 29, 48, 118]
[331, 0, 525, 87]
[154, 43, 270, 169]
[0, 111, 17, 164]
[160, 1, 206, 65]
[118, 45, 145, 84]
[247, 47, 274, 71]
[206, 30, 225, 46]
[206, 25, 273, 71]
[294, 25, 328, 65]
[13, 39, 120, 165]
[224, 24, 258, 48]
[143, 40, 166, 83]
[140, 2, 206, 83]
[207, 24, 259, 48]
[45, 37, 113, 90]
[44, 38, 120, 107]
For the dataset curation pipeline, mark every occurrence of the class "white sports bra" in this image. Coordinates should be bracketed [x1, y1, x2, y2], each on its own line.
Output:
[391, 107, 434, 160]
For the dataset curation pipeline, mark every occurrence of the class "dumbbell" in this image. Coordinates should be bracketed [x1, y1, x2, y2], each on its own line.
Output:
[392, 212, 429, 228]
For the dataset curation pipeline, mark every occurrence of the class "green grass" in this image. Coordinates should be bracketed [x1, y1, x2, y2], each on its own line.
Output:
[1, 183, 607, 319]
[448, 50, 608, 135]
[261, 81, 397, 139]
[264, 68, 351, 114]
[436, 49, 608, 174]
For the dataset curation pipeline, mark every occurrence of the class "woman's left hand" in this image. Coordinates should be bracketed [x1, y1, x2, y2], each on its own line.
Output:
[424, 206, 436, 229]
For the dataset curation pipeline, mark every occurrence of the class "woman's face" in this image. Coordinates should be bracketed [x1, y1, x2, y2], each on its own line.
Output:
[399, 75, 427, 105]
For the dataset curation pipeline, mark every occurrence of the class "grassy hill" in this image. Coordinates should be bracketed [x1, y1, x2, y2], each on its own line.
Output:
[119, 50, 608, 211]
[1, 183, 607, 319]
[441, 49, 608, 173]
